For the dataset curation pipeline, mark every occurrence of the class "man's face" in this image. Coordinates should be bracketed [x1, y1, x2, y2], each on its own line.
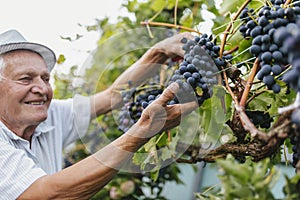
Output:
[0, 50, 53, 129]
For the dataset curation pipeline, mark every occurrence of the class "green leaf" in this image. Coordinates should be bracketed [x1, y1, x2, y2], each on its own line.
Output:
[248, 91, 273, 112]
[56, 54, 66, 64]
[150, 169, 160, 182]
[248, 81, 296, 115]
[219, 0, 246, 15]
[232, 34, 252, 62]
[150, 0, 167, 12]
[161, 133, 180, 161]
[217, 155, 252, 184]
[199, 85, 233, 143]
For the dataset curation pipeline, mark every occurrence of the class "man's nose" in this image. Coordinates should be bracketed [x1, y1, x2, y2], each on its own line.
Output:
[30, 78, 49, 94]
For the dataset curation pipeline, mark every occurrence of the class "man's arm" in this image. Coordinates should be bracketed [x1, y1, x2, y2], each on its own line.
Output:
[18, 130, 147, 200]
[89, 32, 193, 118]
[18, 83, 198, 200]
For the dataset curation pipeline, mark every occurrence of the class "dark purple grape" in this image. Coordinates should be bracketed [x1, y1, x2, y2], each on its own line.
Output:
[214, 57, 225, 67]
[250, 26, 262, 37]
[206, 71, 214, 78]
[269, 44, 278, 52]
[263, 74, 275, 86]
[183, 71, 192, 79]
[271, 64, 282, 75]
[263, 23, 274, 34]
[261, 64, 272, 75]
[258, 16, 269, 26]
[187, 77, 196, 87]
[261, 43, 271, 52]
[273, 27, 292, 45]
[192, 72, 201, 80]
[256, 70, 265, 80]
[261, 34, 271, 43]
[187, 64, 197, 72]
[246, 20, 256, 29]
[250, 45, 261, 56]
[252, 35, 262, 45]
[261, 51, 272, 63]
[271, 83, 281, 93]
[179, 65, 187, 74]
[272, 51, 283, 62]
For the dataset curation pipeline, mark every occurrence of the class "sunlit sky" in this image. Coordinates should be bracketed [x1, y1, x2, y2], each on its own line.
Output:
[0, 0, 127, 73]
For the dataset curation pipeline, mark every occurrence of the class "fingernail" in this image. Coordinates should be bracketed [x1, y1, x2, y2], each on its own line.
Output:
[169, 82, 179, 91]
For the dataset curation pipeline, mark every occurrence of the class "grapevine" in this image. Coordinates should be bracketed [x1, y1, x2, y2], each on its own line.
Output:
[60, 0, 300, 198]
[114, 0, 300, 176]
[137, 0, 300, 188]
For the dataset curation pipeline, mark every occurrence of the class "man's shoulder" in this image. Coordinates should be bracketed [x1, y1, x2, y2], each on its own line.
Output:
[49, 95, 91, 113]
[0, 122, 19, 143]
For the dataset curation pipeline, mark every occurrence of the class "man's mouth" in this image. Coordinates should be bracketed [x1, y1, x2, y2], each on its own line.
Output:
[26, 101, 45, 105]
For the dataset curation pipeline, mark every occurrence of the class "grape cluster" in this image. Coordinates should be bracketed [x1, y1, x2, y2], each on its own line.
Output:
[271, 16, 300, 168]
[118, 85, 164, 132]
[245, 110, 274, 129]
[168, 34, 229, 105]
[239, 0, 300, 93]
[290, 133, 300, 167]
[117, 34, 226, 133]
[289, 103, 300, 168]
[274, 21, 300, 92]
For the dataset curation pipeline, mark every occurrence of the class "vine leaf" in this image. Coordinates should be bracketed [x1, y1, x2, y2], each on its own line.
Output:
[150, 0, 167, 11]
[248, 82, 295, 116]
[161, 133, 180, 161]
[199, 85, 233, 145]
[215, 155, 278, 199]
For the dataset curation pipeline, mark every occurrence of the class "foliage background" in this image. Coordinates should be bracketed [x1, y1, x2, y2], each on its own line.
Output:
[53, 0, 300, 199]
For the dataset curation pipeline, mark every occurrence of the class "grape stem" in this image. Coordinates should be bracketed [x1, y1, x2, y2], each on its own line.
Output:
[218, 0, 252, 107]
[239, 57, 260, 108]
[140, 21, 202, 35]
[221, 65, 239, 105]
[284, 0, 292, 7]
[223, 45, 239, 55]
[219, 0, 252, 57]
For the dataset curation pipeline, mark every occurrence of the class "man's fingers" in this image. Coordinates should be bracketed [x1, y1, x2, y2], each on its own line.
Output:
[156, 82, 179, 106]
[180, 101, 199, 116]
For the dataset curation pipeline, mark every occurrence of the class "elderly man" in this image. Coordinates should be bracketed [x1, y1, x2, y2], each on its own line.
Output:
[0, 29, 197, 199]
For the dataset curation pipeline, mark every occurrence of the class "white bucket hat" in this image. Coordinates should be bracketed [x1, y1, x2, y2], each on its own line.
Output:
[0, 29, 56, 71]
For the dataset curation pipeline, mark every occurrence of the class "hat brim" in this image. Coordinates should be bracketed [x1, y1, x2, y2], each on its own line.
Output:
[0, 42, 56, 71]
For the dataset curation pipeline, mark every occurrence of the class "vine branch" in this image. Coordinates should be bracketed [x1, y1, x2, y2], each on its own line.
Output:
[284, 0, 293, 7]
[140, 21, 202, 34]
[239, 57, 260, 107]
[177, 111, 295, 163]
[219, 0, 252, 57]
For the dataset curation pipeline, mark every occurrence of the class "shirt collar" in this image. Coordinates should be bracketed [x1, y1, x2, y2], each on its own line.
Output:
[0, 121, 20, 140]
[34, 121, 55, 137]
[0, 120, 54, 140]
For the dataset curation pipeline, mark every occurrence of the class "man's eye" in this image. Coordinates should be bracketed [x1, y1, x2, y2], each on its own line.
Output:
[17, 77, 32, 84]
[42, 76, 50, 83]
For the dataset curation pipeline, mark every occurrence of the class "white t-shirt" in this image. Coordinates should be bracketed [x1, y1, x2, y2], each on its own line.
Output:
[0, 94, 91, 200]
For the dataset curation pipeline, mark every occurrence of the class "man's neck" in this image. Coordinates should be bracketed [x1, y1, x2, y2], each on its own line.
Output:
[0, 119, 37, 141]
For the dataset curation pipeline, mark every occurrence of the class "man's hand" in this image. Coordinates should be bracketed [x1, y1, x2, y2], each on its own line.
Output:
[132, 82, 198, 139]
[153, 32, 194, 58]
